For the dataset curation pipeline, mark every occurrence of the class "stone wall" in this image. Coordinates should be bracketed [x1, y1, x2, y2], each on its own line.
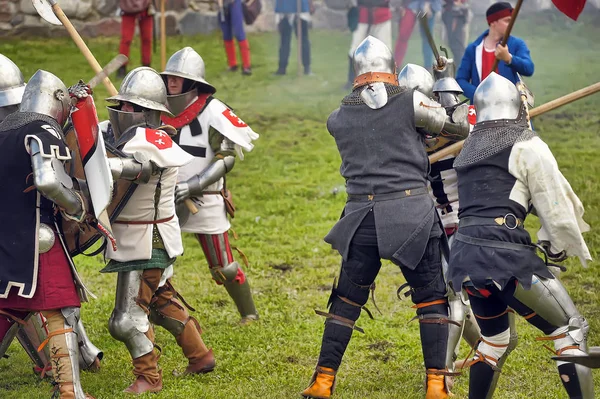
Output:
[0, 0, 598, 37]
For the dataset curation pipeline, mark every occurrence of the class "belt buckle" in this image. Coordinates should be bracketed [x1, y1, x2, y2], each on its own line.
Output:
[367, 194, 374, 201]
[495, 213, 520, 230]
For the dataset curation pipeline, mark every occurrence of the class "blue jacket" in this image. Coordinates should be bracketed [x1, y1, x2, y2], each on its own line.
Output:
[275, 0, 309, 13]
[456, 30, 534, 102]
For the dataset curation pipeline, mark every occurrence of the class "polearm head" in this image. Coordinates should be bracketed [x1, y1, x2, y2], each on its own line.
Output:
[418, 13, 442, 69]
[31, 0, 61, 25]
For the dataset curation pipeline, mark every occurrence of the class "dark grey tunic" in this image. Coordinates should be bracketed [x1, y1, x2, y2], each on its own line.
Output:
[448, 120, 554, 290]
[324, 85, 441, 270]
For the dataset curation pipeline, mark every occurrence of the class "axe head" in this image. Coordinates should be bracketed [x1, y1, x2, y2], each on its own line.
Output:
[32, 0, 62, 26]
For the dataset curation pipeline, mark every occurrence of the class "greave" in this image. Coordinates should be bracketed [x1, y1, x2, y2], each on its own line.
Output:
[17, 313, 52, 375]
[74, 319, 103, 371]
[446, 288, 467, 371]
[224, 279, 258, 321]
[485, 312, 518, 399]
[42, 310, 86, 399]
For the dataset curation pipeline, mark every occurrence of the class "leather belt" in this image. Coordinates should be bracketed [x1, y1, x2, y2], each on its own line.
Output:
[459, 214, 524, 230]
[455, 232, 535, 252]
[347, 187, 428, 202]
[114, 215, 175, 225]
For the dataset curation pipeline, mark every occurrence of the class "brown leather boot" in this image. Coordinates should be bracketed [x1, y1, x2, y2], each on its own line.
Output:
[301, 366, 336, 399]
[425, 369, 450, 399]
[176, 317, 215, 374]
[124, 352, 162, 394]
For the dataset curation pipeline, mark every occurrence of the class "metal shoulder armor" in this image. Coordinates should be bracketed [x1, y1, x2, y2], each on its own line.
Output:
[29, 137, 85, 221]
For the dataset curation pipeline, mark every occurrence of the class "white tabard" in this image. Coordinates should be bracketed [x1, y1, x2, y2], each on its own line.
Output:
[105, 127, 193, 262]
[177, 98, 259, 234]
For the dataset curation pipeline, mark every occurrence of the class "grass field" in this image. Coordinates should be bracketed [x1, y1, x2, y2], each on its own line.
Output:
[1, 9, 600, 399]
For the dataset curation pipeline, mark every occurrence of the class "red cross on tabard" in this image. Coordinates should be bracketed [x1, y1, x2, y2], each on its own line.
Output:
[222, 109, 248, 128]
[145, 128, 173, 150]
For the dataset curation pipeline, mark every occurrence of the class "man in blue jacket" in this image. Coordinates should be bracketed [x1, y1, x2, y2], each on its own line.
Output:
[455, 1, 534, 102]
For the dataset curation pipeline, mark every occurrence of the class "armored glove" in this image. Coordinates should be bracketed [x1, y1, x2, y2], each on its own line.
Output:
[538, 240, 568, 263]
[68, 80, 93, 99]
[174, 182, 191, 204]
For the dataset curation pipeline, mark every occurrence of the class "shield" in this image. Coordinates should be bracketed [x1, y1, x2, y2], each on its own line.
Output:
[62, 126, 137, 257]
[552, 347, 600, 368]
[70, 97, 113, 222]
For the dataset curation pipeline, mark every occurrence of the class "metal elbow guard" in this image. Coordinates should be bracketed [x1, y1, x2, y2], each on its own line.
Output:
[440, 104, 470, 141]
[108, 153, 153, 184]
[30, 139, 85, 219]
[413, 90, 446, 135]
[187, 156, 233, 196]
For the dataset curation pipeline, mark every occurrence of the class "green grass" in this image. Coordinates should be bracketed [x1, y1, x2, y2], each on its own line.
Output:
[1, 11, 600, 398]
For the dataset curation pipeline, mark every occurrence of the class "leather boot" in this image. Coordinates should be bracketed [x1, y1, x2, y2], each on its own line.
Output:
[123, 351, 162, 394]
[301, 366, 336, 399]
[425, 369, 449, 399]
[176, 317, 215, 375]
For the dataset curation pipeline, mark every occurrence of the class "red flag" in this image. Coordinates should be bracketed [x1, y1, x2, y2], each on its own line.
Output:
[551, 0, 587, 21]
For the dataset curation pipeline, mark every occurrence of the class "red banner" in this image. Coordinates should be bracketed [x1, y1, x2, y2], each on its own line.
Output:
[551, 0, 587, 21]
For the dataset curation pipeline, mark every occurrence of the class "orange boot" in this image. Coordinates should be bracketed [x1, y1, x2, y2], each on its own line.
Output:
[425, 369, 450, 399]
[301, 366, 336, 399]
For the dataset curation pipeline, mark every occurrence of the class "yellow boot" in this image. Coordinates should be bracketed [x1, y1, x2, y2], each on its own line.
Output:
[426, 369, 450, 399]
[301, 366, 336, 399]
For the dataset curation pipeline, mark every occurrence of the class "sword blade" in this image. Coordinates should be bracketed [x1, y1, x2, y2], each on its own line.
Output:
[87, 54, 128, 89]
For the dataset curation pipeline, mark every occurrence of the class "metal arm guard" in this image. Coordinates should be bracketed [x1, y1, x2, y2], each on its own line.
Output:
[30, 138, 85, 221]
[413, 91, 469, 140]
[107, 153, 154, 184]
[187, 155, 235, 197]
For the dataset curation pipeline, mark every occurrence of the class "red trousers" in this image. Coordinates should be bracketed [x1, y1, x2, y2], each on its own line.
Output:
[394, 8, 417, 67]
[119, 10, 153, 66]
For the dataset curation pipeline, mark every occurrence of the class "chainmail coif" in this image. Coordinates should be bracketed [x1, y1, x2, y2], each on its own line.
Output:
[453, 120, 536, 168]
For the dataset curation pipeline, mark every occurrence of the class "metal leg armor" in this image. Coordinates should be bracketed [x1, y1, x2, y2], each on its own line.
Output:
[17, 313, 52, 375]
[108, 271, 154, 359]
[73, 319, 103, 371]
[0, 311, 53, 376]
[109, 270, 162, 393]
[197, 233, 258, 323]
[40, 308, 87, 399]
[513, 274, 594, 399]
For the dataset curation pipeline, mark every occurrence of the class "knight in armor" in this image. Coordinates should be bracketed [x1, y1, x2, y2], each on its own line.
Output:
[160, 47, 260, 324]
[398, 60, 491, 392]
[0, 70, 95, 398]
[301, 36, 470, 399]
[344, 0, 393, 89]
[448, 72, 594, 398]
[0, 53, 104, 380]
[101, 67, 215, 394]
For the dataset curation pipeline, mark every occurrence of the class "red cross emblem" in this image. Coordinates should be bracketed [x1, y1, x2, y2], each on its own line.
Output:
[145, 128, 173, 150]
[468, 105, 477, 125]
[222, 109, 248, 128]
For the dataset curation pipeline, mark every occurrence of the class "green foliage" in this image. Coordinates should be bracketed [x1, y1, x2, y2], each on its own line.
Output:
[1, 13, 599, 398]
